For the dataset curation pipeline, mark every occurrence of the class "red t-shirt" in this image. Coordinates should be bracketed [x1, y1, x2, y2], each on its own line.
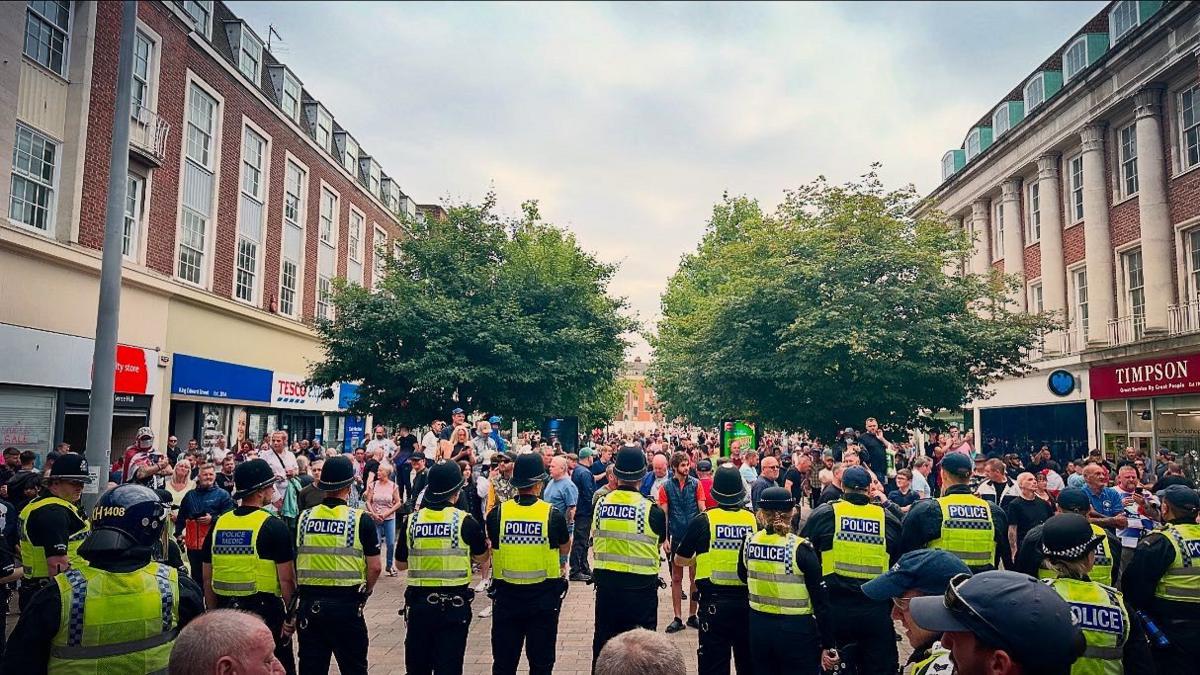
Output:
[698, 476, 716, 509]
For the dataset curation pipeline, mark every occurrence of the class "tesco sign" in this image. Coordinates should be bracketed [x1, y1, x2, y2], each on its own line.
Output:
[271, 373, 340, 411]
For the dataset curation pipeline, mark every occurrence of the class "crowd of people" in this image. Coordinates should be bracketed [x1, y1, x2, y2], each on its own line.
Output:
[0, 414, 1198, 674]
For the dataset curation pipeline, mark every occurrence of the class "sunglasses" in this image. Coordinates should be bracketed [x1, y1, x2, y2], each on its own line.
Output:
[495, 458, 511, 464]
[892, 596, 911, 612]
[944, 573, 1007, 642]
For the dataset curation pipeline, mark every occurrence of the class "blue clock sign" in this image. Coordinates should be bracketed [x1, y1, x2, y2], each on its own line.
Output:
[1047, 369, 1076, 397]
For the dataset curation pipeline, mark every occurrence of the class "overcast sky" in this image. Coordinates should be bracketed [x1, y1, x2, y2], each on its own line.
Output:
[231, 1, 1104, 357]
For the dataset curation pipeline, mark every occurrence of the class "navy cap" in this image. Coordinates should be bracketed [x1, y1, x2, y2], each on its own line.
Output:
[843, 466, 871, 490]
[941, 452, 973, 478]
[1156, 484, 1200, 510]
[451, 407, 464, 415]
[861, 550, 971, 601]
[910, 571, 1083, 669]
[696, 458, 712, 472]
[1055, 487, 1091, 513]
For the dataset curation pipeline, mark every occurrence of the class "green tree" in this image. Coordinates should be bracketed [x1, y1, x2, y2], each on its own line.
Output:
[649, 170, 1056, 433]
[309, 193, 633, 427]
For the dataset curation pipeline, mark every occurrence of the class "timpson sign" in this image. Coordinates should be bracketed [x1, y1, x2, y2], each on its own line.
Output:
[1090, 353, 1200, 400]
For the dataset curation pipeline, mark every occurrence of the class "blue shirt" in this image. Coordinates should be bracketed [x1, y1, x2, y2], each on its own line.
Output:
[1086, 486, 1124, 518]
[571, 464, 598, 517]
[542, 477, 578, 521]
[1067, 473, 1086, 489]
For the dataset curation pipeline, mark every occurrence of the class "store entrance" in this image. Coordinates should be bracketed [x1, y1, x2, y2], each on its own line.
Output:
[279, 413, 321, 445]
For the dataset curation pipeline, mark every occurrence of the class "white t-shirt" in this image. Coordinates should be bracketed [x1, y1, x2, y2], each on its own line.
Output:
[261, 448, 298, 503]
[366, 438, 396, 462]
[420, 431, 440, 456]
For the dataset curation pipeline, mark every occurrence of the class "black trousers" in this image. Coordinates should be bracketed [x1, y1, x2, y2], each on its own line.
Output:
[569, 518, 592, 576]
[0, 586, 9, 660]
[828, 592, 897, 675]
[592, 583, 658, 666]
[216, 593, 296, 675]
[491, 582, 565, 675]
[1153, 618, 1200, 674]
[404, 589, 473, 675]
[186, 549, 205, 590]
[297, 596, 368, 675]
[396, 462, 411, 503]
[748, 610, 820, 675]
[696, 591, 752, 675]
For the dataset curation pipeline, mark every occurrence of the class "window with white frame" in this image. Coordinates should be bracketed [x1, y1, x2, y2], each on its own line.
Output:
[280, 160, 305, 318]
[315, 108, 333, 154]
[24, 1, 70, 77]
[319, 187, 336, 245]
[347, 209, 363, 285]
[281, 72, 301, 122]
[1123, 249, 1146, 333]
[1072, 267, 1089, 336]
[369, 162, 381, 197]
[1024, 74, 1046, 113]
[182, 1, 212, 38]
[372, 225, 387, 291]
[966, 130, 982, 160]
[9, 124, 58, 232]
[132, 31, 153, 112]
[1109, 0, 1139, 44]
[1026, 181, 1041, 243]
[179, 82, 218, 285]
[235, 126, 267, 303]
[1063, 36, 1088, 82]
[316, 187, 338, 321]
[1189, 229, 1200, 302]
[236, 27, 262, 83]
[342, 136, 359, 174]
[941, 152, 956, 180]
[993, 104, 1011, 139]
[1068, 154, 1084, 223]
[1118, 122, 1138, 197]
[1029, 282, 1044, 314]
[123, 174, 144, 261]
[992, 200, 1004, 260]
[1181, 85, 1200, 171]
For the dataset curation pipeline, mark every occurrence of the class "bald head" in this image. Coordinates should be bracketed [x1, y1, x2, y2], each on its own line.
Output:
[651, 453, 668, 478]
[169, 609, 281, 675]
[549, 455, 570, 479]
[596, 628, 686, 675]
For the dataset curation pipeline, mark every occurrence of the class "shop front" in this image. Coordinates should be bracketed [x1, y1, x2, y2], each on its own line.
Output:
[268, 373, 353, 450]
[971, 361, 1090, 464]
[1091, 352, 1200, 482]
[169, 353, 274, 454]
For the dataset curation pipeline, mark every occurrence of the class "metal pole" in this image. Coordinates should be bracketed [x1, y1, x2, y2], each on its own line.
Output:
[84, 0, 138, 510]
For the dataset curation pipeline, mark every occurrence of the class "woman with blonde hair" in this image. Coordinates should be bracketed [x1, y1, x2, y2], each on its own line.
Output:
[365, 462, 402, 576]
[442, 424, 474, 464]
[737, 486, 836, 675]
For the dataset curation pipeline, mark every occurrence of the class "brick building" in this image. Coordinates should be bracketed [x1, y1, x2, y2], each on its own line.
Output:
[614, 357, 662, 433]
[927, 0, 1200, 473]
[0, 1, 435, 464]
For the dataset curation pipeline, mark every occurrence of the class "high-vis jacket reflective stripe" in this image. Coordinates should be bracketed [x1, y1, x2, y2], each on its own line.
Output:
[405, 507, 471, 587]
[1154, 523, 1200, 603]
[296, 504, 366, 587]
[743, 530, 813, 616]
[48, 561, 179, 675]
[1049, 578, 1128, 675]
[930, 494, 995, 568]
[904, 646, 953, 675]
[493, 499, 559, 584]
[695, 508, 757, 586]
[823, 500, 888, 580]
[592, 490, 659, 576]
[1037, 525, 1115, 587]
[19, 496, 90, 579]
[210, 509, 281, 597]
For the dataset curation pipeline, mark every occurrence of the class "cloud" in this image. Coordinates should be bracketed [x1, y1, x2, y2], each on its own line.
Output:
[230, 0, 1106, 357]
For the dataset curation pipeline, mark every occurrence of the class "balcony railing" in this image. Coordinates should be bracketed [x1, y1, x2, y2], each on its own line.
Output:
[1108, 314, 1145, 346]
[129, 106, 170, 166]
[1169, 300, 1200, 337]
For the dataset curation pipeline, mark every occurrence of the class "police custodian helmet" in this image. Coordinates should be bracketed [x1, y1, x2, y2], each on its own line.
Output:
[423, 461, 465, 505]
[89, 484, 168, 548]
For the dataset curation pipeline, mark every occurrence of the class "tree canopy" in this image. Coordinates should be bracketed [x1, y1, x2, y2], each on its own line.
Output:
[649, 169, 1056, 433]
[309, 194, 633, 427]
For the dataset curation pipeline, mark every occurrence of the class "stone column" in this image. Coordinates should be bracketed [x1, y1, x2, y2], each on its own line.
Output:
[1037, 155, 1067, 320]
[1001, 178, 1026, 311]
[1135, 87, 1173, 335]
[970, 199, 990, 276]
[1081, 123, 1115, 346]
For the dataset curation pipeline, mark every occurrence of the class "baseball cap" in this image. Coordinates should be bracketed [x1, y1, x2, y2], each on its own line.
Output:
[450, 407, 464, 415]
[1156, 484, 1200, 510]
[1055, 487, 1091, 513]
[910, 571, 1083, 669]
[843, 466, 871, 490]
[488, 415, 502, 424]
[861, 549, 971, 601]
[696, 458, 712, 472]
[136, 426, 154, 440]
[941, 453, 972, 478]
[578, 448, 594, 459]
[409, 452, 428, 463]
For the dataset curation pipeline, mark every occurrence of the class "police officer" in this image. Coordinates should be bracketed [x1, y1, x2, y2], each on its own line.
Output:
[900, 452, 1011, 571]
[2, 483, 205, 673]
[0, 486, 20, 660]
[1122, 483, 1200, 672]
[802, 465, 902, 675]
[17, 453, 91, 611]
[295, 455, 382, 675]
[1014, 487, 1121, 586]
[737, 486, 835, 675]
[202, 459, 297, 675]
[673, 465, 757, 675]
[590, 445, 667, 666]
[860, 549, 970, 675]
[1040, 513, 1153, 675]
[398, 460, 489, 675]
[487, 453, 570, 675]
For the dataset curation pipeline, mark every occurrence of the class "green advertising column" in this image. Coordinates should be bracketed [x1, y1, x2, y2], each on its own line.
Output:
[721, 420, 757, 457]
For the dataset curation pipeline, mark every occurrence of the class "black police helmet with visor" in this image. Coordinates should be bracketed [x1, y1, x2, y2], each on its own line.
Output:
[85, 483, 168, 551]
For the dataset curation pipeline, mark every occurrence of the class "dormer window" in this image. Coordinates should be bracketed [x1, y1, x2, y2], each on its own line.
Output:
[226, 22, 262, 83]
[342, 135, 359, 174]
[182, 1, 213, 39]
[305, 103, 333, 153]
[941, 150, 964, 181]
[993, 104, 1010, 138]
[1024, 74, 1046, 112]
[268, 66, 302, 122]
[966, 130, 982, 160]
[1063, 36, 1087, 82]
[1109, 0, 1140, 44]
